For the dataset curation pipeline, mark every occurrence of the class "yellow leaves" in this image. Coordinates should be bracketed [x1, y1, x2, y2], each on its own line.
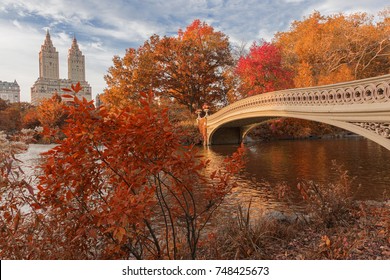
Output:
[276, 9, 390, 87]
[322, 235, 331, 247]
[317, 64, 354, 86]
[293, 62, 314, 88]
[36, 94, 67, 143]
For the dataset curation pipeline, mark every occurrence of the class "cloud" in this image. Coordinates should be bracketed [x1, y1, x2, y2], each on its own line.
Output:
[0, 19, 42, 101]
[308, 0, 389, 15]
[12, 19, 22, 29]
[0, 0, 388, 102]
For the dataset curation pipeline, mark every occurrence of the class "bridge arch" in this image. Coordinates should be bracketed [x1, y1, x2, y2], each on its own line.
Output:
[205, 74, 390, 150]
[209, 113, 390, 149]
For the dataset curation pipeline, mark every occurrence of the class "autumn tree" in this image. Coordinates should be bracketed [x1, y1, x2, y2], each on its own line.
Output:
[267, 10, 390, 138]
[275, 10, 390, 87]
[0, 106, 21, 133]
[221, 41, 250, 104]
[22, 107, 41, 129]
[155, 19, 233, 111]
[0, 99, 9, 111]
[34, 93, 68, 141]
[103, 35, 161, 109]
[103, 19, 233, 112]
[36, 94, 67, 129]
[235, 41, 293, 97]
[0, 101, 32, 134]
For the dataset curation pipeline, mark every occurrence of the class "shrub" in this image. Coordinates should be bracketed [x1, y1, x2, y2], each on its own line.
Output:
[200, 202, 299, 259]
[295, 161, 357, 228]
[0, 84, 245, 260]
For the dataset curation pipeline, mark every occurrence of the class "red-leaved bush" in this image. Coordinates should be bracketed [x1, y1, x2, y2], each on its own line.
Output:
[1, 84, 245, 259]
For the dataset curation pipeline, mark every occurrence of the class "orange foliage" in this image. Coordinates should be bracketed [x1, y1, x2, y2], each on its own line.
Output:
[0, 101, 32, 134]
[35, 93, 68, 142]
[158, 20, 233, 111]
[293, 62, 315, 88]
[103, 36, 161, 109]
[36, 94, 67, 129]
[22, 108, 41, 129]
[275, 10, 390, 86]
[103, 19, 233, 112]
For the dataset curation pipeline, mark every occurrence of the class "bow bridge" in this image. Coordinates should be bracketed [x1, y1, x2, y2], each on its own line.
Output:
[199, 74, 390, 150]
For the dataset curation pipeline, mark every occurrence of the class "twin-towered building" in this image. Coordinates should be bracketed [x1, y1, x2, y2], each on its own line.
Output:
[31, 31, 92, 105]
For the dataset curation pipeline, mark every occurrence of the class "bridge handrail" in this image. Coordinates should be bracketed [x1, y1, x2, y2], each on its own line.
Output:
[208, 74, 390, 122]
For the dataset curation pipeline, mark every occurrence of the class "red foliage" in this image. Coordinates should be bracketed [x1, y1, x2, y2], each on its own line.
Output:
[31, 85, 245, 259]
[236, 42, 293, 97]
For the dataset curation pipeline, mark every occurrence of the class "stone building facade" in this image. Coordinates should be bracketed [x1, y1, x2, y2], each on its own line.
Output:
[31, 31, 92, 105]
[0, 80, 20, 103]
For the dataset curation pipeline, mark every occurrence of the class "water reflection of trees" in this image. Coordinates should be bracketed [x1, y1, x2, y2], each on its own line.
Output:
[203, 138, 390, 208]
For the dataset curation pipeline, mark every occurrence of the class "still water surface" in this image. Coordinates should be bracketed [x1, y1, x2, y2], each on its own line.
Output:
[18, 138, 390, 213]
[201, 137, 390, 213]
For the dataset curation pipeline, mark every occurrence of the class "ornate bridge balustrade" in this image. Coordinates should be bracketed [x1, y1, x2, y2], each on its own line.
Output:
[205, 74, 390, 150]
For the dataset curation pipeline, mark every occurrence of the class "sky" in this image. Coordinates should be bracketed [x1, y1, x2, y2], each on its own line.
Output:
[0, 0, 388, 102]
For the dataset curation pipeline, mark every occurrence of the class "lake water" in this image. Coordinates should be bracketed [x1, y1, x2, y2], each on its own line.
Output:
[17, 138, 390, 214]
[201, 137, 390, 213]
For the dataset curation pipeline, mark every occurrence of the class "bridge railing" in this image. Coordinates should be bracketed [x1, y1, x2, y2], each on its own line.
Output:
[207, 74, 390, 123]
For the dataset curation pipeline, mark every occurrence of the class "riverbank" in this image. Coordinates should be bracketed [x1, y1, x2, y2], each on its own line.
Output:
[200, 161, 389, 260]
[201, 200, 389, 260]
[267, 200, 389, 260]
